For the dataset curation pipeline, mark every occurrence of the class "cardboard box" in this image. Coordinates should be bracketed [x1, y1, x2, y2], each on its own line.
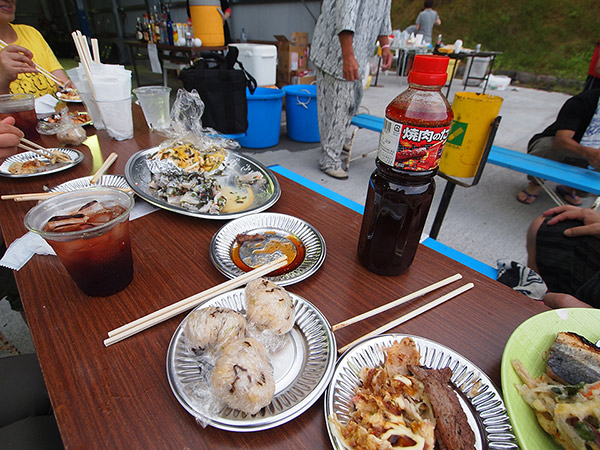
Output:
[275, 32, 309, 85]
[292, 69, 315, 85]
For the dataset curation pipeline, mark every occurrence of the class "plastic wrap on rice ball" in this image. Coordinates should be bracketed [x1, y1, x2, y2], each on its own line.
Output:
[184, 306, 247, 353]
[211, 337, 275, 415]
[244, 278, 295, 335]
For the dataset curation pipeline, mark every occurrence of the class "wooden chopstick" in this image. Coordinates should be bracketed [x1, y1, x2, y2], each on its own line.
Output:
[20, 138, 71, 162]
[90, 152, 118, 184]
[17, 142, 71, 163]
[104, 256, 289, 347]
[337, 283, 475, 354]
[0, 39, 64, 87]
[2, 187, 133, 202]
[331, 274, 462, 332]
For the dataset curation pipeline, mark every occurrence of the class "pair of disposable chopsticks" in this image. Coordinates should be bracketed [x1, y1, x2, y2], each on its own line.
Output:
[334, 275, 474, 354]
[0, 39, 64, 88]
[18, 138, 71, 162]
[1, 187, 133, 202]
[104, 256, 289, 347]
[90, 152, 118, 184]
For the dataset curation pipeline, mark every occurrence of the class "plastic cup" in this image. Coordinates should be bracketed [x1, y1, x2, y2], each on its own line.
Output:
[24, 187, 135, 297]
[0, 93, 37, 137]
[96, 97, 134, 140]
[133, 86, 171, 131]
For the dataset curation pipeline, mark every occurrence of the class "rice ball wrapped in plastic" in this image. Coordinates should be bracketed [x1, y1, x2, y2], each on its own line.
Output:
[211, 337, 275, 415]
[184, 306, 247, 352]
[244, 278, 295, 335]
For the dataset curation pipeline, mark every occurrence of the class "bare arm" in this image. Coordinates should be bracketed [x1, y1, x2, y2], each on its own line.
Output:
[378, 35, 392, 71]
[554, 129, 600, 169]
[543, 292, 594, 309]
[0, 44, 36, 94]
[338, 30, 359, 81]
[0, 116, 24, 160]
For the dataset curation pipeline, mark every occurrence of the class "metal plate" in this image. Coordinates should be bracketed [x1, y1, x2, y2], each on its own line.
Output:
[210, 213, 326, 286]
[0, 148, 84, 178]
[166, 289, 336, 432]
[124, 147, 281, 220]
[325, 334, 519, 450]
[48, 174, 129, 192]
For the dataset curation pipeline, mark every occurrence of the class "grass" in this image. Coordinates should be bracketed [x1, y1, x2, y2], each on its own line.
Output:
[391, 0, 597, 92]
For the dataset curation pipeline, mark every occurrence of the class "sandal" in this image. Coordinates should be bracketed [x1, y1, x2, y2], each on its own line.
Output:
[556, 185, 582, 206]
[516, 189, 538, 205]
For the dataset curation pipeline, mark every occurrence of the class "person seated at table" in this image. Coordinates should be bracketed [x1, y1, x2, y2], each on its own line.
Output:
[526, 204, 600, 309]
[0, 0, 70, 97]
[415, 0, 441, 45]
[0, 353, 64, 450]
[516, 88, 600, 205]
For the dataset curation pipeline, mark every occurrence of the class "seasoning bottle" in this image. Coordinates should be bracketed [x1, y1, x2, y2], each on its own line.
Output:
[357, 55, 453, 275]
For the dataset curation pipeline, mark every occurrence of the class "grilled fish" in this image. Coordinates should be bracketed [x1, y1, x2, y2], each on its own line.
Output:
[546, 332, 600, 385]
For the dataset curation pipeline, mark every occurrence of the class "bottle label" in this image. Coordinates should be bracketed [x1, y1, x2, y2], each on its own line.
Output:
[378, 117, 451, 171]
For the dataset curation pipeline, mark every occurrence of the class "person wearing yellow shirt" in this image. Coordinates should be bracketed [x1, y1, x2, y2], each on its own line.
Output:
[0, 0, 70, 97]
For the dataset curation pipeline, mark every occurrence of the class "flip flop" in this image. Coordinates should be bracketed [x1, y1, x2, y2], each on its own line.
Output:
[556, 185, 582, 206]
[516, 189, 538, 205]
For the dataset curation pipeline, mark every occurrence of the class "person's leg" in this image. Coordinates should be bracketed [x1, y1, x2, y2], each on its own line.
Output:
[316, 69, 360, 178]
[526, 214, 545, 272]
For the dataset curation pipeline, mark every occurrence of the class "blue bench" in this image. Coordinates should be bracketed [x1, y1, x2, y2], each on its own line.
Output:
[350, 113, 600, 195]
[269, 164, 497, 278]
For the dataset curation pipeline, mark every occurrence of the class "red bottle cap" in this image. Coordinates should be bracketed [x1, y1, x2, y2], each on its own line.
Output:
[408, 55, 450, 86]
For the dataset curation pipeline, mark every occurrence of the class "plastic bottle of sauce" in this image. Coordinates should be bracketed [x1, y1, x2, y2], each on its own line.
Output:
[357, 55, 453, 276]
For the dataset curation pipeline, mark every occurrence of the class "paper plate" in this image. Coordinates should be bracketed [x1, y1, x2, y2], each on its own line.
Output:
[501, 308, 600, 450]
[0, 148, 83, 178]
[327, 334, 518, 450]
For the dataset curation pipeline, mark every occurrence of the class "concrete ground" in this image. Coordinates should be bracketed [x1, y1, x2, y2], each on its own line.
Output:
[1, 67, 582, 357]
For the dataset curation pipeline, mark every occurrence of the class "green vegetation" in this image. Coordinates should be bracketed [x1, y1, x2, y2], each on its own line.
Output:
[391, 0, 598, 91]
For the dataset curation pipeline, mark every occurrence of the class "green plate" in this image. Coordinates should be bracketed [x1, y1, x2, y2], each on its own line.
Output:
[500, 308, 600, 450]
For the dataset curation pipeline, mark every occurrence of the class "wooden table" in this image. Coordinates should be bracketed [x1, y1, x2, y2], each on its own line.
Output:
[0, 108, 547, 449]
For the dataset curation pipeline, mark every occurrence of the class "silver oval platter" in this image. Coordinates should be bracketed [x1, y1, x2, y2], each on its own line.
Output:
[125, 147, 281, 220]
[210, 213, 326, 286]
[48, 174, 129, 192]
[325, 334, 519, 450]
[0, 148, 84, 178]
[166, 288, 336, 432]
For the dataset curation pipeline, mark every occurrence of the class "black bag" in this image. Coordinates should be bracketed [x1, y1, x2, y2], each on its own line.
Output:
[179, 47, 257, 134]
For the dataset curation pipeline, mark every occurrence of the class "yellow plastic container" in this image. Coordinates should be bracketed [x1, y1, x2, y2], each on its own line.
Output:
[446, 58, 458, 83]
[439, 92, 503, 178]
[189, 0, 224, 47]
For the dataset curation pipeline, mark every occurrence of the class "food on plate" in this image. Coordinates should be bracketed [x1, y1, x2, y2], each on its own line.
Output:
[8, 150, 72, 174]
[331, 337, 476, 450]
[232, 232, 306, 276]
[184, 306, 247, 353]
[512, 332, 600, 450]
[57, 89, 81, 101]
[44, 112, 90, 125]
[245, 278, 295, 335]
[43, 200, 126, 232]
[546, 332, 600, 385]
[146, 140, 265, 214]
[211, 336, 276, 415]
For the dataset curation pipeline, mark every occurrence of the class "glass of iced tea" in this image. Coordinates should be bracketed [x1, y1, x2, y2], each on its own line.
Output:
[24, 187, 135, 297]
[0, 93, 38, 138]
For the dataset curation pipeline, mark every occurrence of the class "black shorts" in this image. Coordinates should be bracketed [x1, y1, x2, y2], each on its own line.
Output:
[536, 218, 600, 307]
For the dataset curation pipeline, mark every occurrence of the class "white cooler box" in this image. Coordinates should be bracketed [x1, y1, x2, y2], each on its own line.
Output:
[229, 43, 277, 86]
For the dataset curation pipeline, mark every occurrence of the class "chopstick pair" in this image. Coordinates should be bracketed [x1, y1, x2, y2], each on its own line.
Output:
[104, 256, 289, 347]
[0, 39, 64, 88]
[333, 275, 474, 354]
[1, 187, 133, 202]
[18, 138, 71, 162]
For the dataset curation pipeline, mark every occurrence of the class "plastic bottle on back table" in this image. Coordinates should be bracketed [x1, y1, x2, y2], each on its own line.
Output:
[357, 55, 453, 276]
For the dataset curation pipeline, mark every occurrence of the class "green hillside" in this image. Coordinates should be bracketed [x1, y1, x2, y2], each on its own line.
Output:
[391, 0, 598, 89]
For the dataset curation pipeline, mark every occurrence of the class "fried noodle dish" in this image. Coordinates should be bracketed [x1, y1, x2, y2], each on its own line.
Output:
[330, 337, 475, 450]
[512, 332, 600, 450]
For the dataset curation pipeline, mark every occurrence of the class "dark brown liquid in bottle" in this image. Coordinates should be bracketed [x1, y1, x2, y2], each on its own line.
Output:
[358, 167, 434, 275]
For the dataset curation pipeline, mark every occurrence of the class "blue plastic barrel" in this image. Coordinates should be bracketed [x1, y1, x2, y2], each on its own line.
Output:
[238, 87, 284, 149]
[282, 84, 320, 143]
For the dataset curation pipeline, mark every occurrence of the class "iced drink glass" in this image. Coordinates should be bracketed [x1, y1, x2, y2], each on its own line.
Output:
[24, 187, 135, 297]
[133, 86, 171, 131]
[0, 93, 37, 137]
